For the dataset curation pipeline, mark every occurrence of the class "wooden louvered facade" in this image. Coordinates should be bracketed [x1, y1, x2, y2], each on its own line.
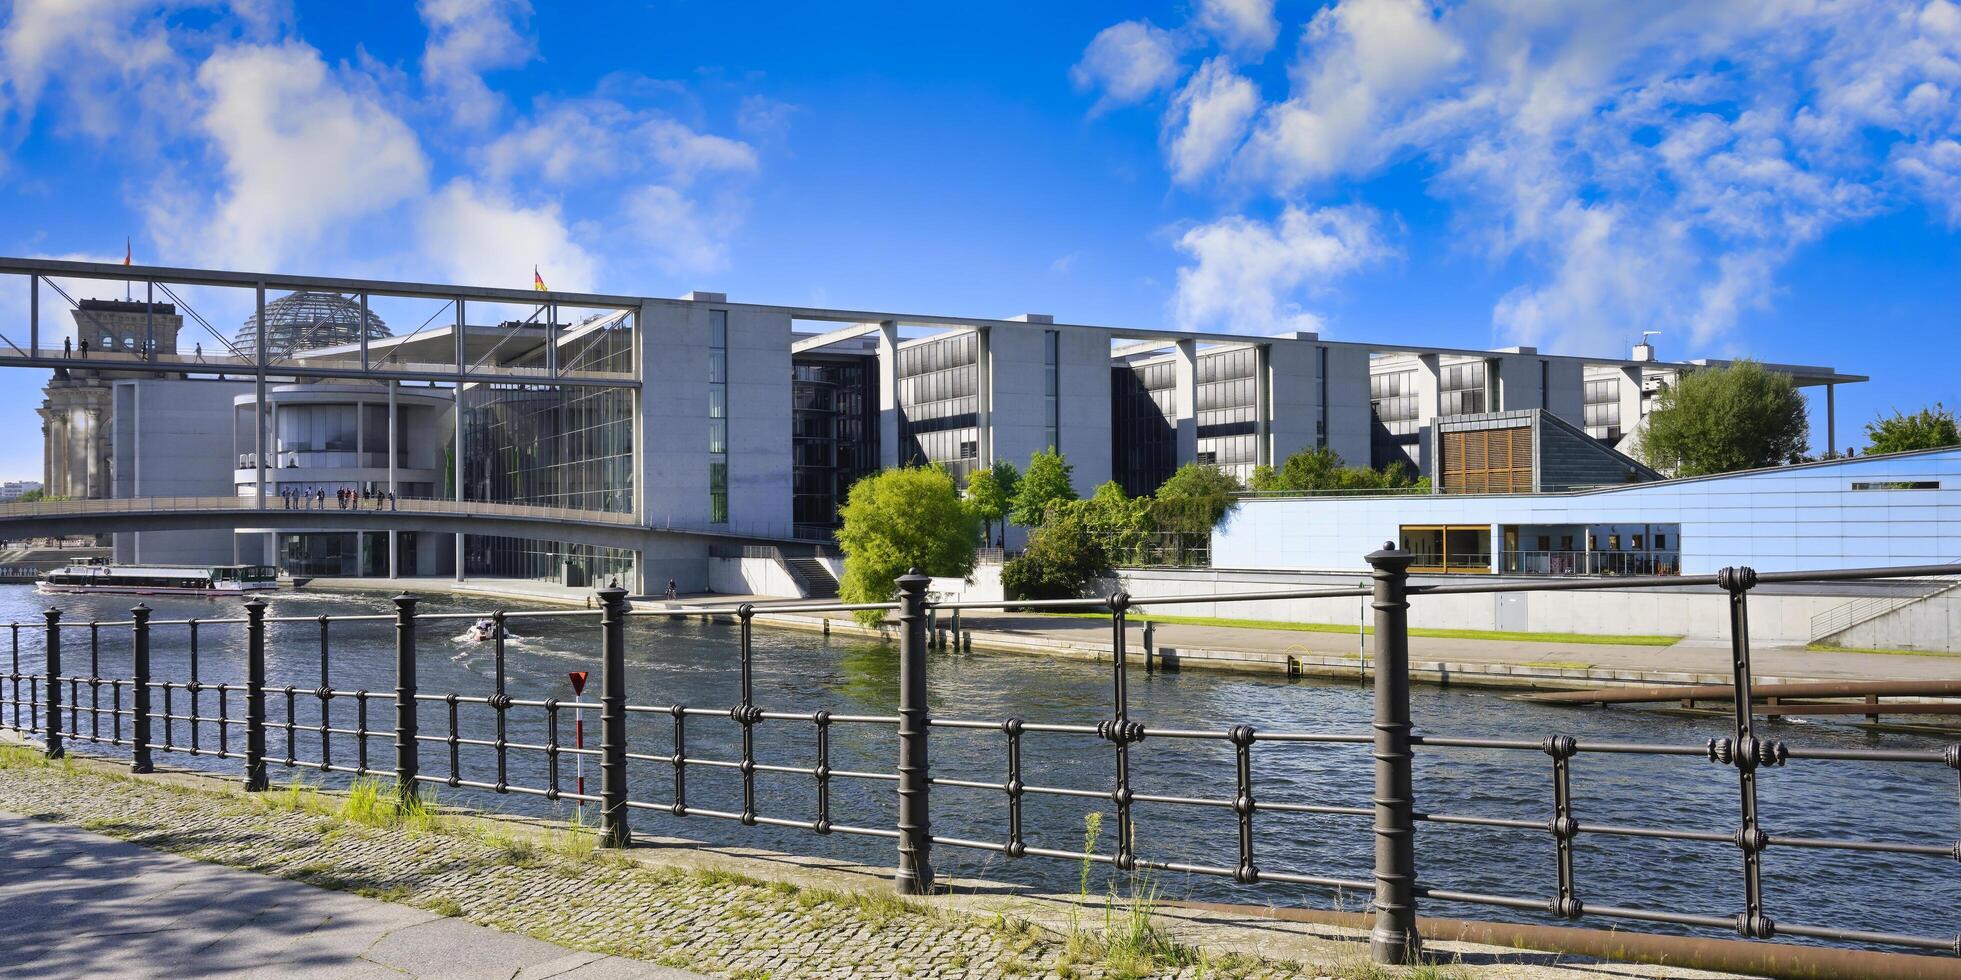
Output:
[1440, 425, 1533, 494]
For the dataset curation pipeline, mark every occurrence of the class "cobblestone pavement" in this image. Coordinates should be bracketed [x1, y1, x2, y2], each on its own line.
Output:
[0, 746, 1721, 979]
[0, 813, 701, 979]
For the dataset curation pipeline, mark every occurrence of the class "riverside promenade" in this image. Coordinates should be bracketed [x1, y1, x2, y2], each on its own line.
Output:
[0, 812, 700, 979]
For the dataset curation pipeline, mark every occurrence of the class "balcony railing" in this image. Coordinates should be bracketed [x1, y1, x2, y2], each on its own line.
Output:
[1501, 550, 1681, 577]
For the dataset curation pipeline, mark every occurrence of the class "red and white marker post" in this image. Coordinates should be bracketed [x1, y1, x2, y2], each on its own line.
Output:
[568, 670, 590, 821]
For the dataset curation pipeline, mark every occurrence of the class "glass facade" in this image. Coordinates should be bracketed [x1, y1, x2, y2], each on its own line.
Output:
[278, 531, 391, 577]
[1584, 377, 1622, 443]
[1111, 359, 1178, 496]
[1370, 369, 1420, 470]
[465, 534, 635, 587]
[709, 310, 728, 524]
[1195, 347, 1259, 484]
[1439, 359, 1489, 416]
[895, 331, 981, 483]
[792, 354, 879, 534]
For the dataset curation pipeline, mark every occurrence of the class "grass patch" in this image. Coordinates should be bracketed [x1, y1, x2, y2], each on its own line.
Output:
[1036, 611, 1680, 646]
[340, 777, 444, 833]
[1805, 642, 1961, 659]
[426, 895, 464, 917]
[0, 743, 67, 770]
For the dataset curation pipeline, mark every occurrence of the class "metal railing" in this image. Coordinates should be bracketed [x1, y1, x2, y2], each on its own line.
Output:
[0, 494, 641, 526]
[1808, 563, 1961, 642]
[3, 553, 1959, 968]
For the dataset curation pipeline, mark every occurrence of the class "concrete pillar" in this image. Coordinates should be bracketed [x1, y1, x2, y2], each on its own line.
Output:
[1173, 340, 1198, 465]
[877, 321, 901, 469]
[1826, 383, 1837, 456]
[1618, 365, 1644, 450]
[1491, 523, 1503, 573]
[1416, 354, 1442, 474]
[1254, 344, 1271, 467]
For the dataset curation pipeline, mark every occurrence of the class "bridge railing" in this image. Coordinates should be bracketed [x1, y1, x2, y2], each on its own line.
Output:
[0, 494, 642, 527]
[3, 554, 1958, 969]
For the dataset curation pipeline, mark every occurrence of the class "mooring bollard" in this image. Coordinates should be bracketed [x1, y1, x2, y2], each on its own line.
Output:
[130, 604, 153, 773]
[42, 606, 62, 758]
[1365, 543, 1419, 964]
[392, 593, 418, 804]
[598, 586, 631, 847]
[244, 597, 268, 791]
[894, 569, 934, 894]
[1142, 620, 1156, 674]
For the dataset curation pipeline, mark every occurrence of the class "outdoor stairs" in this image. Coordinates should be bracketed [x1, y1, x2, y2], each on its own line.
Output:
[782, 557, 839, 599]
[1808, 562, 1961, 644]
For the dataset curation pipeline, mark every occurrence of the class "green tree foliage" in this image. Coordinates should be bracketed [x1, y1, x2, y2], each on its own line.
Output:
[1637, 361, 1809, 477]
[836, 466, 979, 625]
[1863, 404, 1961, 455]
[1001, 506, 1110, 601]
[17, 489, 44, 502]
[1010, 448, 1077, 527]
[963, 460, 1019, 546]
[1154, 462, 1242, 528]
[1077, 481, 1153, 564]
[1248, 447, 1424, 493]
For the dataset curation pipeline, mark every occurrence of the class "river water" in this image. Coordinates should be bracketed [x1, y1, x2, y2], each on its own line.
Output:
[1, 584, 1954, 950]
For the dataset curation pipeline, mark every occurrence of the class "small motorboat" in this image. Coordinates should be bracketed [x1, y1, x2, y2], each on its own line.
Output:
[467, 618, 504, 642]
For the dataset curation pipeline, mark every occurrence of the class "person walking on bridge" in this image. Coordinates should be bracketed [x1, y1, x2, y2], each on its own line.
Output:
[316, 488, 325, 509]
[388, 489, 397, 511]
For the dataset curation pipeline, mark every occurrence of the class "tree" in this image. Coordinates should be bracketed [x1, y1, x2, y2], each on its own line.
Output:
[1001, 506, 1110, 601]
[1076, 480, 1152, 565]
[1864, 404, 1961, 455]
[1155, 462, 1242, 528]
[1637, 361, 1809, 477]
[963, 460, 1019, 546]
[1010, 448, 1076, 527]
[1249, 447, 1424, 493]
[836, 466, 980, 626]
[17, 489, 44, 502]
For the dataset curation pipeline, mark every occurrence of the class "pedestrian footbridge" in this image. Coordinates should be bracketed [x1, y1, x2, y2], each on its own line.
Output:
[0, 496, 801, 552]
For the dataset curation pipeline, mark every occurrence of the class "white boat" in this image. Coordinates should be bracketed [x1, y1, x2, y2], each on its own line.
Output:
[38, 561, 280, 596]
[467, 618, 503, 642]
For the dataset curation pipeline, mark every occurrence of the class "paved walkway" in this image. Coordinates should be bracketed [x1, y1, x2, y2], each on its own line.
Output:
[0, 812, 700, 980]
[952, 611, 1961, 682]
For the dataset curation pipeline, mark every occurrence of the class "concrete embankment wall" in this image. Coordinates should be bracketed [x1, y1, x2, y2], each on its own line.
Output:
[1827, 595, 1961, 653]
[1109, 567, 1852, 646]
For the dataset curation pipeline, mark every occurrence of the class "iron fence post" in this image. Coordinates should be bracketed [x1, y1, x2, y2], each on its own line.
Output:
[393, 593, 418, 804]
[1720, 566, 1774, 941]
[598, 585, 631, 848]
[244, 597, 268, 791]
[42, 606, 61, 758]
[130, 604, 153, 773]
[894, 568, 934, 895]
[1366, 543, 1420, 964]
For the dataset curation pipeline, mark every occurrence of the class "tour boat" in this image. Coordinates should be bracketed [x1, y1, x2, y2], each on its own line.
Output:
[37, 562, 280, 596]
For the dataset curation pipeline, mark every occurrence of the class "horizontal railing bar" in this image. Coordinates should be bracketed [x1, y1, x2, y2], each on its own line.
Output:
[1576, 823, 1733, 844]
[1415, 812, 1544, 830]
[1774, 922, 1960, 951]
[1765, 835, 1955, 857]
[1256, 801, 1373, 817]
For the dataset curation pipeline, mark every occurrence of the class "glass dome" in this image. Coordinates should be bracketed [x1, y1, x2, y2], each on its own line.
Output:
[231, 291, 390, 360]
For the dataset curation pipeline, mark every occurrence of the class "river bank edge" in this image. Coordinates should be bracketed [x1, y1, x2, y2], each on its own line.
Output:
[298, 577, 1867, 695]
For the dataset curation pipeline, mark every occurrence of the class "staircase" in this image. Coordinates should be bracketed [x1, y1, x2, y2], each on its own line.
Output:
[782, 557, 839, 599]
[1809, 564, 1961, 643]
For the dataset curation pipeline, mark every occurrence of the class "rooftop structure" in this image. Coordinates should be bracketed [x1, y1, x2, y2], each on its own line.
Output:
[232, 290, 390, 361]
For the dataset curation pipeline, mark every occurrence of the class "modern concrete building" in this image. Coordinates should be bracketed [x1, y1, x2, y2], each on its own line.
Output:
[0, 256, 1873, 594]
[1211, 446, 1961, 577]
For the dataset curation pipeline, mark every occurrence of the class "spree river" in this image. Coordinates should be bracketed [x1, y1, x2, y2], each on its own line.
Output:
[2, 584, 1954, 950]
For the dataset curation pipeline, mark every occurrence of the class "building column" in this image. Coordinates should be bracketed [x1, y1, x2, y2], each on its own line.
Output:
[974, 327, 992, 466]
[388, 381, 399, 579]
[876, 321, 901, 469]
[1490, 523, 1503, 574]
[1254, 344, 1272, 467]
[1173, 340, 1198, 466]
[1826, 383, 1837, 456]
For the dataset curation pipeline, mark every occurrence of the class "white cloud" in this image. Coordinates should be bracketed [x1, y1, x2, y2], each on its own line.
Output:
[1080, 0, 1961, 354]
[1196, 0, 1278, 56]
[1071, 20, 1184, 109]
[185, 42, 429, 268]
[1240, 0, 1463, 189]
[1165, 58, 1260, 184]
[483, 99, 756, 187]
[0, 0, 194, 143]
[417, 178, 598, 291]
[625, 184, 731, 278]
[417, 0, 533, 127]
[1171, 204, 1389, 333]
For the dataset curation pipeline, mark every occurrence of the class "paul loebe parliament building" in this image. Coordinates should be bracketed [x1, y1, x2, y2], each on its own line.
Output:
[13, 256, 1862, 596]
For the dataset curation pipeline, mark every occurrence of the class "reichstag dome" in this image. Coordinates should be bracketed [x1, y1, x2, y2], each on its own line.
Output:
[231, 290, 391, 360]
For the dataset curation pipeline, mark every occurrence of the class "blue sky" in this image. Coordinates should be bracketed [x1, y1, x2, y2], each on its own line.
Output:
[0, 0, 1957, 480]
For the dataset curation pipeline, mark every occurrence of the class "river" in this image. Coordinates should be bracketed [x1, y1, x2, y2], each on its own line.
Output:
[1, 584, 1954, 951]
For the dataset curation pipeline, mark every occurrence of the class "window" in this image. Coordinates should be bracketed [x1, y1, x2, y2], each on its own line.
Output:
[1654, 534, 1667, 550]
[1439, 425, 1532, 493]
[1439, 360, 1488, 416]
[1608, 534, 1621, 551]
[708, 310, 729, 524]
[1536, 535, 1551, 551]
[1583, 378, 1622, 442]
[1044, 330, 1059, 451]
[1632, 534, 1644, 549]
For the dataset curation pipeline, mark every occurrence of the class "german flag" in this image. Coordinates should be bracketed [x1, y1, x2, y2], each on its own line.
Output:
[533, 266, 547, 292]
